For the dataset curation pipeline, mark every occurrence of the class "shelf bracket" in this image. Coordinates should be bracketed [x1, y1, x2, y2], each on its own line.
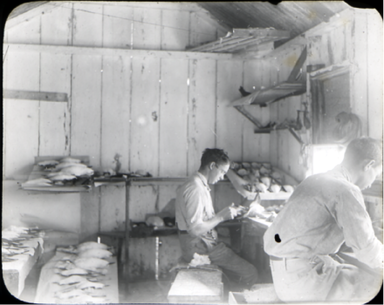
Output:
[230, 46, 307, 107]
[287, 127, 305, 145]
[234, 105, 263, 128]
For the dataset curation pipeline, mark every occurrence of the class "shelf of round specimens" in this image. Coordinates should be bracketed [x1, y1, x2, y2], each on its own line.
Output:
[226, 161, 297, 201]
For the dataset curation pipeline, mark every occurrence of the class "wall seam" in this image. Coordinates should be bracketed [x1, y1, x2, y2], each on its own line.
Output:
[241, 60, 245, 160]
[214, 59, 218, 148]
[37, 16, 42, 157]
[158, 58, 162, 176]
[365, 11, 369, 137]
[186, 59, 190, 176]
[69, 3, 75, 155]
[100, 4, 104, 170]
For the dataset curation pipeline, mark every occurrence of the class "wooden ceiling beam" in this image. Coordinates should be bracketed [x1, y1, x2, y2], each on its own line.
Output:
[4, 43, 237, 61]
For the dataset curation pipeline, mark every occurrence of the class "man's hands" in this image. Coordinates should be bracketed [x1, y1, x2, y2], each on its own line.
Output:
[189, 204, 248, 236]
[217, 203, 248, 221]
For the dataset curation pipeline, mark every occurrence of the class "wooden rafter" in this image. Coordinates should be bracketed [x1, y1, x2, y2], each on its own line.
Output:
[188, 28, 290, 53]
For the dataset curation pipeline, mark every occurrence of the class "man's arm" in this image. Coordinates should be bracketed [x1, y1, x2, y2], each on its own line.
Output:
[335, 187, 383, 270]
[188, 208, 233, 237]
[182, 185, 244, 237]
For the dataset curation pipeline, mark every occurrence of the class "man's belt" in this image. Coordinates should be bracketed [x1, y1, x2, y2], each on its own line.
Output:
[269, 255, 301, 261]
[178, 230, 189, 235]
[269, 255, 284, 261]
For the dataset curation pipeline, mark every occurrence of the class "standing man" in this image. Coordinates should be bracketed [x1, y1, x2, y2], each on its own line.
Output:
[175, 148, 259, 288]
[264, 137, 383, 303]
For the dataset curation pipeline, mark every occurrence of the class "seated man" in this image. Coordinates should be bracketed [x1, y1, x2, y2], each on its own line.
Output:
[175, 148, 259, 288]
[264, 137, 383, 303]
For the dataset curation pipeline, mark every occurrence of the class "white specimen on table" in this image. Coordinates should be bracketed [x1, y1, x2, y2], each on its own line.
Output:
[77, 248, 113, 259]
[189, 253, 211, 267]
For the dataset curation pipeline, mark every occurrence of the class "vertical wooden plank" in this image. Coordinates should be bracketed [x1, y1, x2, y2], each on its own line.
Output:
[216, 59, 244, 162]
[345, 13, 354, 64]
[321, 33, 332, 67]
[132, 6, 161, 50]
[159, 58, 189, 177]
[3, 51, 40, 91]
[39, 53, 71, 156]
[71, 54, 102, 169]
[4, 14, 41, 43]
[103, 4, 133, 48]
[187, 59, 217, 175]
[72, 2, 103, 47]
[3, 50, 40, 179]
[3, 181, 81, 234]
[128, 237, 155, 279]
[4, 99, 39, 179]
[213, 184, 242, 213]
[189, 11, 224, 48]
[351, 10, 368, 135]
[158, 235, 183, 277]
[242, 59, 270, 162]
[101, 55, 131, 173]
[130, 57, 160, 175]
[100, 185, 126, 232]
[366, 10, 383, 140]
[41, 2, 73, 45]
[158, 185, 179, 213]
[162, 10, 189, 50]
[330, 24, 346, 64]
[307, 35, 324, 66]
[129, 185, 158, 221]
[267, 57, 280, 167]
[38, 102, 68, 157]
[80, 190, 100, 241]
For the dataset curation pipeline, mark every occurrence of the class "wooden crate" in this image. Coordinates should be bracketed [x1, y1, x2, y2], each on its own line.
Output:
[35, 250, 119, 303]
[229, 284, 282, 304]
[167, 268, 223, 303]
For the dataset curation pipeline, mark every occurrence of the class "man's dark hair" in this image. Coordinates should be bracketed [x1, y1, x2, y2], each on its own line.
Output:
[200, 148, 230, 168]
[343, 137, 382, 167]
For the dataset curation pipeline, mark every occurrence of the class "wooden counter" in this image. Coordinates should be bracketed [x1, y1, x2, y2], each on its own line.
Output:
[240, 217, 274, 283]
[3, 238, 43, 298]
[35, 251, 119, 303]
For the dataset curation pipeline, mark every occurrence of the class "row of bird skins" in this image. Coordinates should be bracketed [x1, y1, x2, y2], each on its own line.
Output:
[52, 241, 115, 303]
[21, 157, 94, 188]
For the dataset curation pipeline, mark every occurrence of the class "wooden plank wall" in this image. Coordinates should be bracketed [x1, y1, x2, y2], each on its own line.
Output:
[265, 40, 308, 182]
[4, 2, 271, 241]
[353, 10, 383, 140]
[267, 8, 382, 182]
[5, 3, 380, 278]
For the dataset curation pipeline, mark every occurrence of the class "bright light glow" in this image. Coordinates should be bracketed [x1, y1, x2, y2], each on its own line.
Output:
[312, 145, 346, 175]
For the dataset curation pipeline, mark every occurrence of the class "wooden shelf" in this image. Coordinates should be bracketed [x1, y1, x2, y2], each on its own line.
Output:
[188, 28, 290, 54]
[128, 177, 187, 186]
[230, 46, 307, 107]
[20, 156, 93, 193]
[232, 81, 306, 107]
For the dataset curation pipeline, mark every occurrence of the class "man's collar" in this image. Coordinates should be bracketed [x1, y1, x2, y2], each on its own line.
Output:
[196, 171, 211, 191]
[336, 164, 352, 183]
